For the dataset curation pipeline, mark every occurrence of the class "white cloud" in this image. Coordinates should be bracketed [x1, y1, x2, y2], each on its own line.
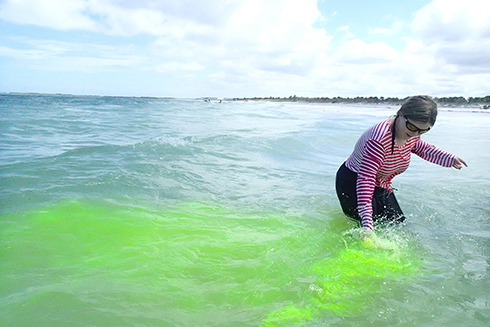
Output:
[1, 0, 489, 97]
[0, 0, 332, 74]
[0, 0, 93, 30]
[146, 0, 333, 80]
[332, 39, 398, 65]
[337, 25, 355, 39]
[0, 38, 145, 72]
[369, 21, 404, 37]
[156, 61, 204, 73]
[412, 0, 490, 43]
[0, 0, 185, 36]
[408, 0, 490, 95]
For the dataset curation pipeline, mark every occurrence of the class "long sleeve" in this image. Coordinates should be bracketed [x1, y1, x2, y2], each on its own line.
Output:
[356, 139, 385, 230]
[412, 139, 455, 167]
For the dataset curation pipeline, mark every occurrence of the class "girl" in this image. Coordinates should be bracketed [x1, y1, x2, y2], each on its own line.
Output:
[335, 96, 467, 238]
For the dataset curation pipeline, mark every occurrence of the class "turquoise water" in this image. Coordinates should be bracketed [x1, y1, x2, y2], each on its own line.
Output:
[1, 95, 489, 326]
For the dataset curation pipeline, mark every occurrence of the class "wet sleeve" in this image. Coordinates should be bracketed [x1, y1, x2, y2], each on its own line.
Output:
[412, 139, 455, 167]
[356, 139, 385, 230]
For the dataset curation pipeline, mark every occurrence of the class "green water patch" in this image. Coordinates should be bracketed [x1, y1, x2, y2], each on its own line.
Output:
[0, 199, 317, 325]
[263, 227, 422, 326]
[0, 200, 422, 326]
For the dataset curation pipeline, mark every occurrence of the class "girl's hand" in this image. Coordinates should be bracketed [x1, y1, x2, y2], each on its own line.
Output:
[360, 227, 374, 241]
[360, 228, 398, 250]
[453, 156, 467, 170]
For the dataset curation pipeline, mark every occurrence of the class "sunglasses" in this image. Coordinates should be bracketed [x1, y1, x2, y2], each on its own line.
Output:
[404, 116, 431, 134]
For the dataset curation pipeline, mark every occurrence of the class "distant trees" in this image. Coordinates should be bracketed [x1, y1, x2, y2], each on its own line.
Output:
[467, 96, 490, 105]
[436, 96, 468, 106]
[435, 96, 490, 106]
[234, 95, 490, 106]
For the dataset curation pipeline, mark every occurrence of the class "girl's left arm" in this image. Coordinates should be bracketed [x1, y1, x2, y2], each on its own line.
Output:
[412, 138, 465, 168]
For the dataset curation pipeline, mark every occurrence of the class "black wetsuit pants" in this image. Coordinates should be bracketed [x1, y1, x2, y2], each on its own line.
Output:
[335, 162, 406, 224]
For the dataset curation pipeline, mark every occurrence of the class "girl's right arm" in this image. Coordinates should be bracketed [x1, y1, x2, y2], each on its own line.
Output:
[356, 139, 385, 231]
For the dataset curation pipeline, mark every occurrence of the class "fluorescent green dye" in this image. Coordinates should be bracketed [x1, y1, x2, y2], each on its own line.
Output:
[263, 304, 316, 327]
[0, 200, 421, 326]
[262, 231, 421, 326]
[1, 199, 319, 325]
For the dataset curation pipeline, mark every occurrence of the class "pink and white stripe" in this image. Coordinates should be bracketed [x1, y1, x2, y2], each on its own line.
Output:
[345, 119, 455, 230]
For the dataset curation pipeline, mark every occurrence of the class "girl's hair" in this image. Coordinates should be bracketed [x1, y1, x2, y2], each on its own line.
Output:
[391, 95, 437, 153]
[397, 95, 438, 124]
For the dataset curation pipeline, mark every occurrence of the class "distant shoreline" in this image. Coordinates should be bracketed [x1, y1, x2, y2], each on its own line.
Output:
[0, 92, 178, 100]
[2, 92, 489, 110]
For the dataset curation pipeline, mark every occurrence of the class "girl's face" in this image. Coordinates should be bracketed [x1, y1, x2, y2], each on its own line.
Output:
[396, 115, 432, 141]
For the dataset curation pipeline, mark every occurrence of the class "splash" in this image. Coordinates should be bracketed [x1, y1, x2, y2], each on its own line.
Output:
[263, 228, 421, 326]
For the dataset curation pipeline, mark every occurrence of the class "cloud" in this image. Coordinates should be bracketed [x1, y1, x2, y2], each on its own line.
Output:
[408, 0, 490, 94]
[0, 0, 184, 36]
[1, 0, 332, 72]
[412, 0, 490, 68]
[412, 0, 490, 43]
[337, 25, 355, 39]
[0, 0, 97, 31]
[113, 0, 241, 29]
[332, 39, 398, 65]
[147, 0, 333, 79]
[0, 38, 145, 72]
[156, 61, 204, 73]
[369, 21, 404, 37]
[1, 0, 489, 97]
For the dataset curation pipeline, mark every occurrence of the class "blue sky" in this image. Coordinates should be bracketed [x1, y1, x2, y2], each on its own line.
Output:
[1, 0, 489, 98]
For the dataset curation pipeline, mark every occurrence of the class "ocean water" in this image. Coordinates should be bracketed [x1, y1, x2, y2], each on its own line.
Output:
[1, 94, 489, 326]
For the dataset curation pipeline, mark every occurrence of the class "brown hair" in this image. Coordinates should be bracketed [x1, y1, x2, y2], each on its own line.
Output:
[391, 96, 437, 153]
[397, 95, 438, 124]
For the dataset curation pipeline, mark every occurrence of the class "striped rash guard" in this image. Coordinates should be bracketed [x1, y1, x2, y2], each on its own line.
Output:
[345, 118, 455, 230]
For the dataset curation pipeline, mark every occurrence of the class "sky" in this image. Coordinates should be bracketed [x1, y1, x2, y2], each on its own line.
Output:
[0, 0, 489, 98]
